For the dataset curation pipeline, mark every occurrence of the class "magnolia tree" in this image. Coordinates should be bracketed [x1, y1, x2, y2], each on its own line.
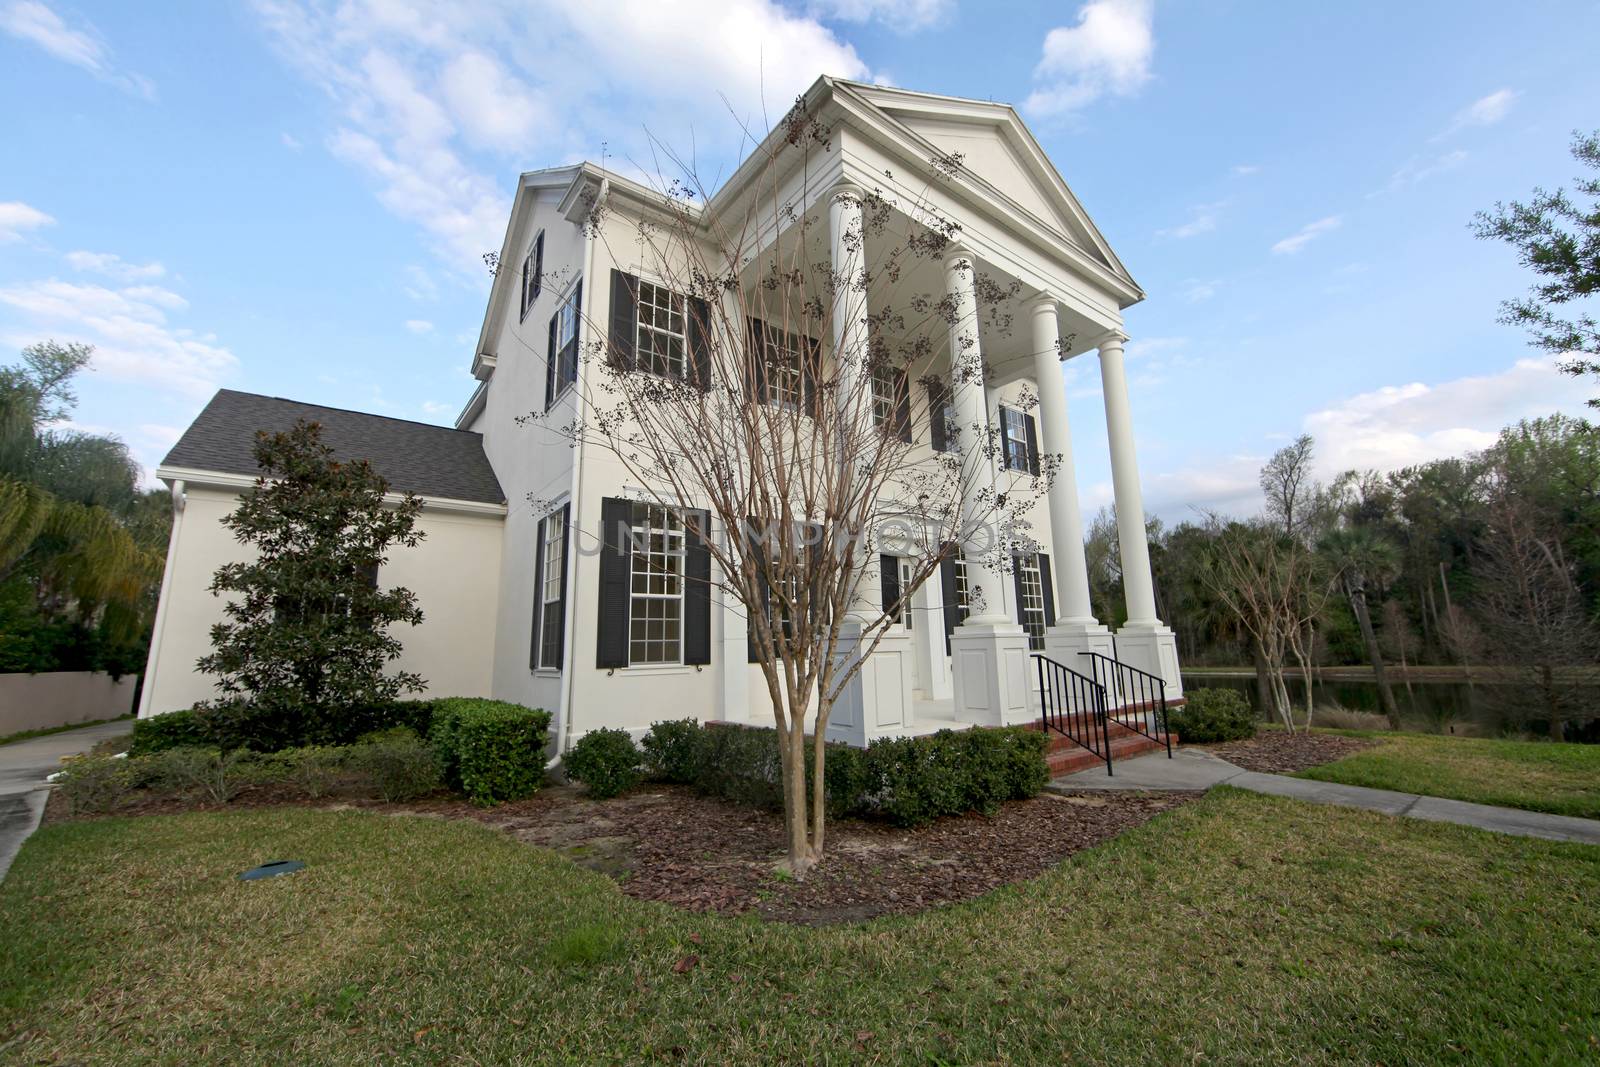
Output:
[524, 101, 1052, 874]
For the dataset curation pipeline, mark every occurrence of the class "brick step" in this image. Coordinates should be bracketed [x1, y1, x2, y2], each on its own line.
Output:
[1040, 720, 1176, 753]
[1045, 733, 1169, 776]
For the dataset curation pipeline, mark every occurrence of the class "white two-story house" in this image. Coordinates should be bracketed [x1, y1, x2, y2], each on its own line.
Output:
[139, 77, 1181, 761]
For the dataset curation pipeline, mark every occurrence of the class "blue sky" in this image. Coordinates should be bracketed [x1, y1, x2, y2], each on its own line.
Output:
[2, 0, 1596, 520]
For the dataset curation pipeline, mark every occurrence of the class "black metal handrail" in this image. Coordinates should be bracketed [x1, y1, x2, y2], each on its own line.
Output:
[1033, 654, 1113, 776]
[1078, 651, 1173, 759]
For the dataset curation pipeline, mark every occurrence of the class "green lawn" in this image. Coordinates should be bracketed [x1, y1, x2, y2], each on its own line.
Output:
[3, 795, 1598, 1064]
[1296, 732, 1600, 819]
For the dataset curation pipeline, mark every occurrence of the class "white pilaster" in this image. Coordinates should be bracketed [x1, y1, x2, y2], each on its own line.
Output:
[1031, 297, 1115, 670]
[1096, 331, 1181, 697]
[945, 245, 1031, 726]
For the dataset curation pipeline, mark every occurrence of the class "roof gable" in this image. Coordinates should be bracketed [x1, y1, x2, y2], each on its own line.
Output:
[836, 82, 1137, 291]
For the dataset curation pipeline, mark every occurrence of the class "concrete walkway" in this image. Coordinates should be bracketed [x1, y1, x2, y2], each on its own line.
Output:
[0, 720, 133, 882]
[1050, 748, 1600, 847]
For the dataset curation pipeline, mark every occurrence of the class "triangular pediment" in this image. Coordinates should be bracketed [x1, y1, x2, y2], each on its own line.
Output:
[839, 82, 1135, 290]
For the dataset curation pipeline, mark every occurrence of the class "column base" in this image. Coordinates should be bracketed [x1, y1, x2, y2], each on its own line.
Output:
[949, 622, 1033, 727]
[1113, 623, 1183, 699]
[826, 625, 916, 748]
[1041, 619, 1116, 675]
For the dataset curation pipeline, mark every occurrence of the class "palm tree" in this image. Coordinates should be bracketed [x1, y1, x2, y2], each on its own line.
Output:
[1320, 526, 1403, 729]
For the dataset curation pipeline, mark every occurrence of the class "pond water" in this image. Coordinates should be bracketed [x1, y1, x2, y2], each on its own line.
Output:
[1181, 673, 1600, 743]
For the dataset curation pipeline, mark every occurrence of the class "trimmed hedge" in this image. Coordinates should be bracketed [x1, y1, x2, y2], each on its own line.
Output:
[130, 699, 440, 755]
[430, 698, 551, 806]
[1167, 688, 1256, 743]
[129, 709, 208, 756]
[565, 728, 642, 798]
[637, 720, 1049, 828]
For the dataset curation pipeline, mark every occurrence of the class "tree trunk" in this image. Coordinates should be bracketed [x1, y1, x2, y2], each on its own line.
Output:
[1250, 635, 1273, 717]
[1348, 581, 1402, 730]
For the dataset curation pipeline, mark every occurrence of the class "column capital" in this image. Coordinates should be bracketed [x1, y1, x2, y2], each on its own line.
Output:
[1026, 292, 1059, 317]
[942, 242, 975, 273]
[1092, 329, 1129, 354]
[829, 181, 868, 208]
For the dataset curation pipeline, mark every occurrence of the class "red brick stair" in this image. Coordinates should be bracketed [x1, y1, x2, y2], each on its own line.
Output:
[1035, 716, 1179, 777]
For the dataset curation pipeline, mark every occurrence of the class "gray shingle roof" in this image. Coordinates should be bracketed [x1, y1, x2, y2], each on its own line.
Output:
[163, 390, 504, 505]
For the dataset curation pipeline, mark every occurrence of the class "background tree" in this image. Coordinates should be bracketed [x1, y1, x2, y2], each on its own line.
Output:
[1320, 526, 1403, 728]
[538, 100, 1047, 876]
[1475, 129, 1600, 407]
[1260, 434, 1320, 539]
[197, 420, 426, 744]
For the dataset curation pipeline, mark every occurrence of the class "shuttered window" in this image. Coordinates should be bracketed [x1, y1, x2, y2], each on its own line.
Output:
[1016, 554, 1046, 651]
[636, 281, 688, 380]
[545, 279, 581, 409]
[872, 364, 911, 442]
[596, 498, 712, 668]
[520, 230, 544, 321]
[538, 507, 568, 668]
[629, 504, 685, 665]
[927, 379, 954, 452]
[1000, 406, 1039, 474]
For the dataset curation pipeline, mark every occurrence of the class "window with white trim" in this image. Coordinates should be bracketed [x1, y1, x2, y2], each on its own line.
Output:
[762, 326, 805, 411]
[954, 551, 969, 623]
[629, 504, 684, 664]
[538, 510, 566, 668]
[636, 280, 687, 379]
[551, 282, 580, 399]
[896, 558, 914, 630]
[1017, 554, 1046, 651]
[871, 364, 897, 429]
[1001, 407, 1034, 473]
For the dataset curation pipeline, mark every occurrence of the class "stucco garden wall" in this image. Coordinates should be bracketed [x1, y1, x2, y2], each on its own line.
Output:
[0, 671, 138, 735]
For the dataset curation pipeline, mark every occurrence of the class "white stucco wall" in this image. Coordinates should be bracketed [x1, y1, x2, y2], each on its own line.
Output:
[137, 483, 504, 718]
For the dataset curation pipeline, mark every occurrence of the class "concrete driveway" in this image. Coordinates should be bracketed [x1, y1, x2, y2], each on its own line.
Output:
[0, 720, 133, 882]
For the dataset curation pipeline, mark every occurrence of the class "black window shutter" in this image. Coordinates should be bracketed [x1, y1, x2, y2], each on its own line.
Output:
[940, 544, 959, 654]
[1037, 552, 1055, 626]
[529, 517, 547, 670]
[520, 256, 530, 319]
[927, 380, 949, 452]
[564, 280, 583, 387]
[608, 269, 638, 371]
[552, 504, 571, 667]
[880, 553, 900, 618]
[544, 313, 558, 412]
[684, 509, 712, 664]
[596, 497, 631, 668]
[532, 232, 544, 301]
[745, 318, 768, 404]
[688, 296, 712, 390]
[1012, 556, 1028, 628]
[895, 371, 912, 443]
[1024, 412, 1040, 475]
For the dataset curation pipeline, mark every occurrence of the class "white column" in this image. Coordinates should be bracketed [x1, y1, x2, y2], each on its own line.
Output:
[1029, 297, 1094, 625]
[944, 246, 1031, 727]
[1097, 332, 1158, 626]
[1096, 331, 1182, 698]
[944, 246, 1009, 626]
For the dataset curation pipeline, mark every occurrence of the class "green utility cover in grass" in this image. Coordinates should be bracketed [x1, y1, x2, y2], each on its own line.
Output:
[238, 860, 305, 881]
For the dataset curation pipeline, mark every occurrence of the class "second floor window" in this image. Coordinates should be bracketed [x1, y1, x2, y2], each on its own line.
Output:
[636, 280, 687, 379]
[520, 230, 543, 321]
[763, 327, 804, 411]
[546, 280, 581, 407]
[872, 364, 911, 442]
[1000, 406, 1038, 474]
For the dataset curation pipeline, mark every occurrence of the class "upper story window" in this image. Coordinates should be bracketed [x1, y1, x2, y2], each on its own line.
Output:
[546, 279, 581, 409]
[927, 379, 955, 452]
[763, 327, 805, 411]
[1000, 406, 1038, 474]
[520, 231, 544, 321]
[871, 364, 911, 442]
[629, 504, 685, 665]
[636, 280, 687, 380]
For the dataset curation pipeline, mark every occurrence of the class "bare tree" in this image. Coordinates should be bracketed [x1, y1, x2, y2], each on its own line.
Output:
[531, 100, 1048, 875]
[1379, 598, 1418, 698]
[1198, 516, 1334, 731]
[1260, 434, 1319, 540]
[1473, 467, 1600, 739]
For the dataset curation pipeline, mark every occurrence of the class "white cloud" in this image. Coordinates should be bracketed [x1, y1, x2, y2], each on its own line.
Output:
[1024, 0, 1154, 118]
[1231, 164, 1259, 177]
[0, 200, 54, 242]
[1437, 88, 1517, 139]
[403, 318, 434, 334]
[419, 399, 455, 417]
[1304, 358, 1586, 475]
[1270, 215, 1340, 255]
[1156, 201, 1222, 240]
[251, 0, 871, 272]
[0, 277, 236, 397]
[1177, 278, 1220, 303]
[402, 264, 438, 302]
[281, 131, 303, 151]
[808, 0, 951, 30]
[1374, 148, 1467, 196]
[0, 0, 154, 98]
[65, 250, 166, 281]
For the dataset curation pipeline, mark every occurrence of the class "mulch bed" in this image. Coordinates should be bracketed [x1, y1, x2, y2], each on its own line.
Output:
[1198, 731, 1379, 774]
[43, 783, 1194, 925]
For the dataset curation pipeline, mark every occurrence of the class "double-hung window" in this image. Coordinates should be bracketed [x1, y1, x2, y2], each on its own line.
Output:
[1000, 406, 1038, 473]
[546, 280, 581, 407]
[953, 551, 970, 623]
[1016, 554, 1046, 651]
[636, 280, 687, 380]
[763, 327, 805, 411]
[629, 504, 685, 665]
[520, 231, 544, 321]
[871, 364, 911, 441]
[538, 510, 566, 668]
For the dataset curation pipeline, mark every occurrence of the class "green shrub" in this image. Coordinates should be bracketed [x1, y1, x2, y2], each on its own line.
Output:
[129, 710, 208, 755]
[565, 729, 642, 799]
[640, 719, 704, 784]
[1169, 688, 1256, 743]
[54, 754, 133, 814]
[349, 730, 442, 801]
[138, 746, 253, 803]
[430, 698, 551, 806]
[813, 741, 871, 821]
[695, 725, 786, 810]
[257, 745, 347, 798]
